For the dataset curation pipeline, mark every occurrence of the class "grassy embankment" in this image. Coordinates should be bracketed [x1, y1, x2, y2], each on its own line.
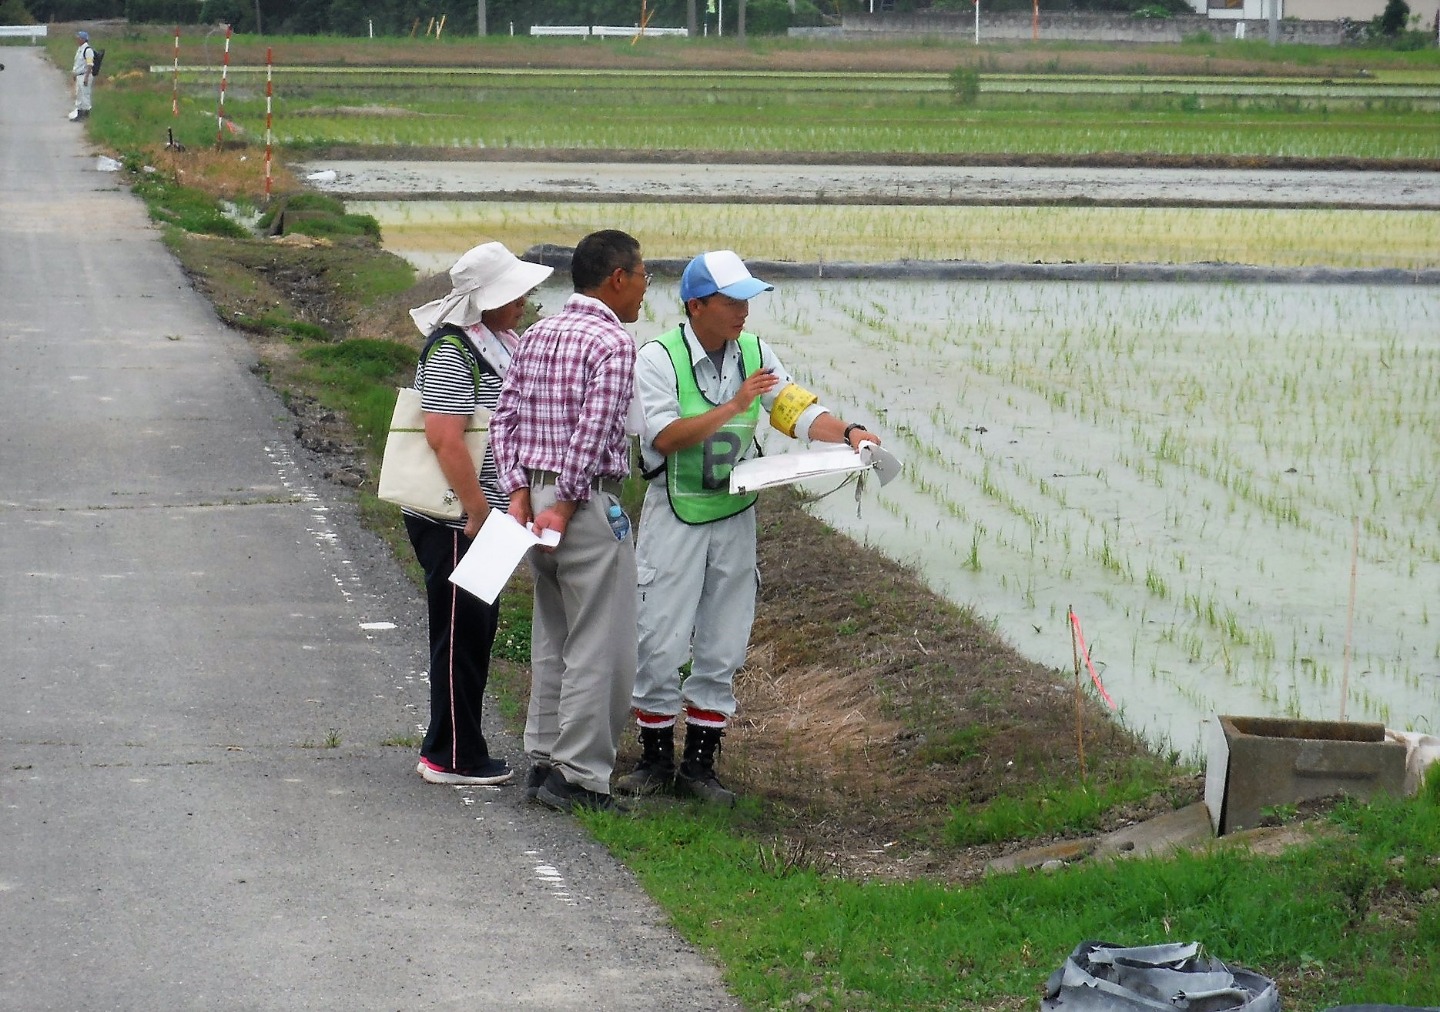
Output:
[57, 28, 1440, 1009]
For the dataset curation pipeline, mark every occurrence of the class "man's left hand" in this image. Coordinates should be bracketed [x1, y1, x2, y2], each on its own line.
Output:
[846, 427, 880, 451]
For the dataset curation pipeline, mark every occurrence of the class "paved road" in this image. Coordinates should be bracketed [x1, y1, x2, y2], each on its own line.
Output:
[0, 48, 741, 1012]
[296, 158, 1440, 209]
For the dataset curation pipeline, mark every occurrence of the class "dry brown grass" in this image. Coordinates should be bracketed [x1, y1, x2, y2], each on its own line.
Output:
[599, 490, 1195, 881]
[145, 145, 302, 204]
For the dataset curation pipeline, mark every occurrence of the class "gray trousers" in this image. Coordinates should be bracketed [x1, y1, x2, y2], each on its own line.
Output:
[524, 485, 637, 794]
[633, 482, 757, 720]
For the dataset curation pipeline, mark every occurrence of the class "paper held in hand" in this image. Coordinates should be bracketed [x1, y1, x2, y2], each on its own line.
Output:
[729, 441, 901, 495]
[449, 510, 561, 604]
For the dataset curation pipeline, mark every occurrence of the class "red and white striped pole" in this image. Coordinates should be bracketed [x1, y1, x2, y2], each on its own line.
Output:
[171, 27, 180, 117]
[264, 47, 274, 200]
[215, 24, 231, 148]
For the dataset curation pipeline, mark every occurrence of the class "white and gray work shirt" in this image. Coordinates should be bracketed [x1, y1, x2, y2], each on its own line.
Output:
[634, 323, 830, 480]
[71, 43, 93, 78]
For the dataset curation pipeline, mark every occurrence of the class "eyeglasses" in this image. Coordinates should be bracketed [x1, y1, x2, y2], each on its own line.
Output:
[623, 267, 653, 286]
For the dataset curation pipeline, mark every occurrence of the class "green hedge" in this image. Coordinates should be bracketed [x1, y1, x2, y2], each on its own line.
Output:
[26, 0, 124, 18]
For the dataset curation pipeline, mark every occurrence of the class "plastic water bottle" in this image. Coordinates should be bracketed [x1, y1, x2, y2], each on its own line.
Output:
[606, 503, 631, 542]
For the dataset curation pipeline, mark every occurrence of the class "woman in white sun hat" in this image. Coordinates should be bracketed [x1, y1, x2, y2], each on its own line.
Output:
[405, 242, 553, 787]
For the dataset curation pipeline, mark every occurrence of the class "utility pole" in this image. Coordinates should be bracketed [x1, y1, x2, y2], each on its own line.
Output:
[478, 0, 488, 35]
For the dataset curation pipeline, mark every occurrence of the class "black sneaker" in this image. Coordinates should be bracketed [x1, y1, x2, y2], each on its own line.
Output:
[675, 763, 737, 807]
[535, 768, 630, 813]
[523, 762, 552, 801]
[614, 759, 675, 797]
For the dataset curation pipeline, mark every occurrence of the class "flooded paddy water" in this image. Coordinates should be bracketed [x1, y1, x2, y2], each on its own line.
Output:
[318, 162, 1440, 756]
[544, 274, 1440, 757]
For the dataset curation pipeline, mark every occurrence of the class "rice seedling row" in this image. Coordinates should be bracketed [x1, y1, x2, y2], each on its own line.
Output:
[185, 80, 1440, 159]
[356, 200, 1440, 273]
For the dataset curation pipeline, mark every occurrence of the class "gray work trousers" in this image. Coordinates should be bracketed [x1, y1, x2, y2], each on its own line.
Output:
[524, 485, 637, 794]
[633, 482, 758, 720]
[73, 74, 92, 113]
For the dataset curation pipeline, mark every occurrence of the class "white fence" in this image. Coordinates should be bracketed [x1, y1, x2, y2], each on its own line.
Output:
[0, 24, 49, 42]
[591, 25, 688, 35]
[528, 24, 688, 36]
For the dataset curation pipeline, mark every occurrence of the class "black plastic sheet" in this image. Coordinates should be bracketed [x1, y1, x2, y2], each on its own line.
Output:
[1042, 941, 1280, 1012]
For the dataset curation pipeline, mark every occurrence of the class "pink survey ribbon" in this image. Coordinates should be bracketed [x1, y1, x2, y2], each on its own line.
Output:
[1069, 611, 1117, 710]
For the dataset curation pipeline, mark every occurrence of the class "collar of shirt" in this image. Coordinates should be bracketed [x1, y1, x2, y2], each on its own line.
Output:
[679, 323, 742, 392]
[564, 291, 623, 326]
[463, 322, 518, 376]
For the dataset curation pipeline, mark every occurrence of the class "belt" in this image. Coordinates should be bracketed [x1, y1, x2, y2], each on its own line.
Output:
[527, 468, 625, 498]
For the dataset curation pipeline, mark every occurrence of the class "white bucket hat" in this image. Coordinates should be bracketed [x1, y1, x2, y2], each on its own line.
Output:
[409, 242, 553, 335]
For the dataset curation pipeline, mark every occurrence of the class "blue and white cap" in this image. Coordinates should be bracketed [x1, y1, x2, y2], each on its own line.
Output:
[679, 250, 774, 302]
[76, 30, 89, 40]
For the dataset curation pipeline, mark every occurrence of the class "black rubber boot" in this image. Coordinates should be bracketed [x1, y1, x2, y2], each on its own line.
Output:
[614, 724, 676, 797]
[675, 723, 737, 807]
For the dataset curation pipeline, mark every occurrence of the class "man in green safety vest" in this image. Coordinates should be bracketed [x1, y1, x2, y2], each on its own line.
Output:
[617, 250, 881, 805]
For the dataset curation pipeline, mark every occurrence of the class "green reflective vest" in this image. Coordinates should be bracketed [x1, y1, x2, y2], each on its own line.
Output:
[656, 326, 762, 525]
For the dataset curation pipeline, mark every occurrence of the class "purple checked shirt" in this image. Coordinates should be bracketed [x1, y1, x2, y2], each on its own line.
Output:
[491, 293, 635, 503]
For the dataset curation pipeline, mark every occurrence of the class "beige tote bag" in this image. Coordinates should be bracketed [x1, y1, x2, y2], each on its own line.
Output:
[376, 387, 490, 520]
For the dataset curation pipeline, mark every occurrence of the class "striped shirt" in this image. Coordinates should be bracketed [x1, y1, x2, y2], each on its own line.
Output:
[491, 294, 635, 504]
[403, 327, 510, 528]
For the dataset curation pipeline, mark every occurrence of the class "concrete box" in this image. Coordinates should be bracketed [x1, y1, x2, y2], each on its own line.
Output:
[1204, 715, 1408, 835]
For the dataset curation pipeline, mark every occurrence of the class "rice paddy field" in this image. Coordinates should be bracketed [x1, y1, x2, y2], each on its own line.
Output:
[149, 62, 1440, 160]
[246, 90, 1440, 159]
[357, 199, 1440, 272]
[521, 274, 1438, 758]
[121, 32, 1439, 752]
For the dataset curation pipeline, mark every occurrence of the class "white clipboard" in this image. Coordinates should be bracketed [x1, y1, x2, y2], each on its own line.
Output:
[729, 441, 901, 495]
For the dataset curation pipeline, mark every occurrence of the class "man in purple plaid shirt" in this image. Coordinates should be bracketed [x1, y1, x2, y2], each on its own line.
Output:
[491, 229, 649, 814]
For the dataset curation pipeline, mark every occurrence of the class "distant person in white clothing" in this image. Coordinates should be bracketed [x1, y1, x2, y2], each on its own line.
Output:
[68, 30, 95, 121]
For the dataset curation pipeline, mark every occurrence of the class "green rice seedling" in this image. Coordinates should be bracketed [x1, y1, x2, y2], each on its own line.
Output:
[355, 200, 1440, 272]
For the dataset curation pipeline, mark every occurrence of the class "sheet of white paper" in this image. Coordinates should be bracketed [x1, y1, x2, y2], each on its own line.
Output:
[729, 442, 902, 494]
[449, 511, 561, 604]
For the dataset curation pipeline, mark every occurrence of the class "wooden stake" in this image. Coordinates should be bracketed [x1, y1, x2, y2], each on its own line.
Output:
[171, 27, 180, 118]
[1340, 515, 1359, 721]
[214, 25, 231, 149]
[1070, 605, 1086, 781]
[263, 48, 273, 201]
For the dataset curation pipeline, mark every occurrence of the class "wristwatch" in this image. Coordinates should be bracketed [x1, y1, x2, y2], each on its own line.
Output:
[843, 422, 869, 445]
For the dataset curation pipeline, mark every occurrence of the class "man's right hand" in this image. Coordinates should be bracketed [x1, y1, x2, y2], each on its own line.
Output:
[530, 499, 577, 552]
[506, 488, 533, 528]
[732, 366, 780, 411]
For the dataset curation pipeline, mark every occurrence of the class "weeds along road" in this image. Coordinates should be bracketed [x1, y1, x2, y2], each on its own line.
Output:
[0, 47, 740, 1012]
